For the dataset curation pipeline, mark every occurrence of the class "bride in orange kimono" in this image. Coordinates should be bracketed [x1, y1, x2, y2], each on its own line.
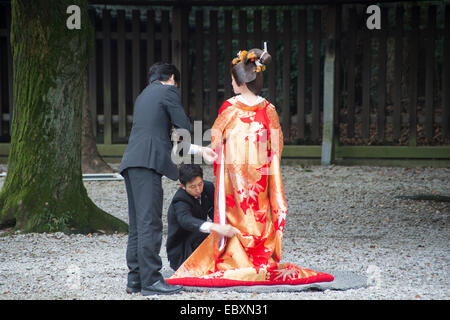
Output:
[167, 48, 333, 287]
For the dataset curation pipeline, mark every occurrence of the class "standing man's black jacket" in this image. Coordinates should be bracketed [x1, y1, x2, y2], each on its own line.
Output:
[119, 81, 192, 180]
[166, 181, 215, 271]
[119, 79, 192, 290]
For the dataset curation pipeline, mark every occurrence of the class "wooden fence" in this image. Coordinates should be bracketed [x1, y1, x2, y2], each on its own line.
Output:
[0, 2, 449, 164]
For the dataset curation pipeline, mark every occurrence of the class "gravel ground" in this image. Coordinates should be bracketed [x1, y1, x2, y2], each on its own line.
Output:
[0, 164, 449, 300]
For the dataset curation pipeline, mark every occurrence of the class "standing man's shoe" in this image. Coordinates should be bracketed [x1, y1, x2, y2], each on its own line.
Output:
[126, 286, 141, 294]
[127, 287, 141, 294]
[141, 279, 183, 296]
[126, 280, 141, 294]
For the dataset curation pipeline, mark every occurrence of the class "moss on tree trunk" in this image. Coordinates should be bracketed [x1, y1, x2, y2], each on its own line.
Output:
[0, 0, 128, 234]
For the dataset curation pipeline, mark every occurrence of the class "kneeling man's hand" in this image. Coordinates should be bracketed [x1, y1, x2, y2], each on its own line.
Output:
[210, 224, 241, 238]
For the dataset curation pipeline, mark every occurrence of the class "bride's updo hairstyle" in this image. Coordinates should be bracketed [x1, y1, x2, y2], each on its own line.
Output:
[231, 48, 272, 95]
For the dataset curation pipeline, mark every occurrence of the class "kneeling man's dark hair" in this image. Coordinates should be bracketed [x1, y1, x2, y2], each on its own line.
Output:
[179, 164, 203, 186]
[148, 62, 180, 85]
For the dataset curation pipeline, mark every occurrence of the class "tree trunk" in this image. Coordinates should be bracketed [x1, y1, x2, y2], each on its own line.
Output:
[81, 73, 113, 174]
[0, 0, 128, 234]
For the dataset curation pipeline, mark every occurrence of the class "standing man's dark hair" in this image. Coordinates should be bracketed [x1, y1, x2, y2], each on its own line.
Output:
[148, 62, 180, 85]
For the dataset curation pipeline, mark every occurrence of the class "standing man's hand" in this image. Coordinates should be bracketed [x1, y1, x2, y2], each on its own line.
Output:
[201, 147, 218, 164]
[171, 127, 181, 142]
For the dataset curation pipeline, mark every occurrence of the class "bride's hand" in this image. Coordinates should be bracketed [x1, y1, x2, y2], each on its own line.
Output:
[201, 147, 218, 164]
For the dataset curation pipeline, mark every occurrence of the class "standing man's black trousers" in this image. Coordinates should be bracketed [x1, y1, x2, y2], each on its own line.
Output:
[123, 167, 164, 289]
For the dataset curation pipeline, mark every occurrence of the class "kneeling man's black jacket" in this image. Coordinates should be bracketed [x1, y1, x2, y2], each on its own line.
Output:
[166, 180, 214, 271]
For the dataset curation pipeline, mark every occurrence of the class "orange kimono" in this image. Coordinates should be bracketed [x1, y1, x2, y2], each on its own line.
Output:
[167, 97, 333, 287]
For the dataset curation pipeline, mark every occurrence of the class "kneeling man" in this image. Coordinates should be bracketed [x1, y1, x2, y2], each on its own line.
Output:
[166, 164, 240, 271]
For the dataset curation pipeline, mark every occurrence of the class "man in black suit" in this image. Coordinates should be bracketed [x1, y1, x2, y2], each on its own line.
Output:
[119, 63, 216, 296]
[166, 164, 240, 271]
